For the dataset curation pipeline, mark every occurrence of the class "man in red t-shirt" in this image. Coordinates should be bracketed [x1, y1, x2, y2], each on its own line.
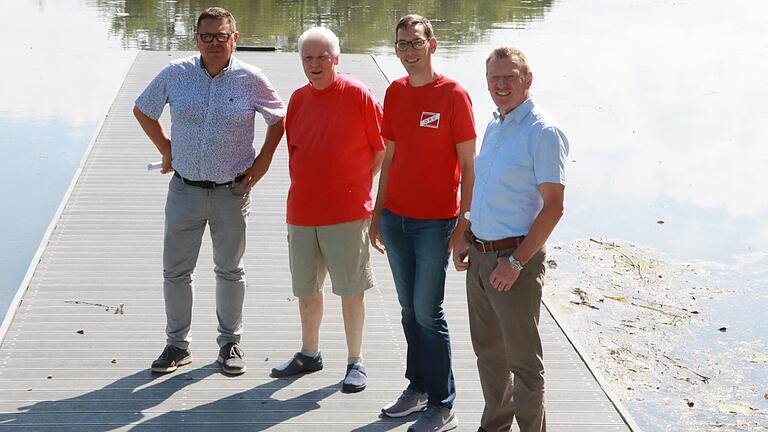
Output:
[370, 14, 476, 432]
[269, 27, 386, 394]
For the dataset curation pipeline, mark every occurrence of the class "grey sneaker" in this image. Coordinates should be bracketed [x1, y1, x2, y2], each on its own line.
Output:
[381, 387, 428, 418]
[407, 406, 458, 432]
[151, 345, 191, 373]
[217, 342, 246, 375]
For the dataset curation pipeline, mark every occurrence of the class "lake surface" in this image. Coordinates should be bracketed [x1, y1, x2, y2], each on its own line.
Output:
[1, 0, 766, 430]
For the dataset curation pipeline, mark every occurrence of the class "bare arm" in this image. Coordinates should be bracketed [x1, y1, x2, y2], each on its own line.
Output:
[489, 182, 565, 291]
[369, 140, 395, 253]
[133, 106, 172, 174]
[371, 149, 386, 178]
[449, 139, 476, 251]
[239, 118, 285, 192]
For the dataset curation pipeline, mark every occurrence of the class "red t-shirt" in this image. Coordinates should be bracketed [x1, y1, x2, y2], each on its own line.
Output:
[381, 75, 476, 219]
[286, 74, 385, 226]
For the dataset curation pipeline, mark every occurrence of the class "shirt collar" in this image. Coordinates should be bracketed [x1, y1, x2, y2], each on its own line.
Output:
[197, 55, 236, 77]
[494, 97, 535, 124]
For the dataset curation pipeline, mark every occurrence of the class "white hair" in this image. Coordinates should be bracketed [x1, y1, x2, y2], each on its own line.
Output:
[298, 27, 340, 57]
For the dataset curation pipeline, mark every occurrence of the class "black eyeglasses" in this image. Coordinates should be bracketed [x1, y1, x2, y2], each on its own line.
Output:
[395, 38, 428, 51]
[198, 32, 234, 43]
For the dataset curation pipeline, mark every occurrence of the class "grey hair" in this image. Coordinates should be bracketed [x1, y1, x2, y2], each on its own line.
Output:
[298, 27, 340, 57]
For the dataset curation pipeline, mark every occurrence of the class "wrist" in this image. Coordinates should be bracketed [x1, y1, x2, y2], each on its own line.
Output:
[507, 255, 524, 271]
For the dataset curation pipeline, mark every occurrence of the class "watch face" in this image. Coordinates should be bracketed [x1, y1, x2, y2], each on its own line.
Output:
[508, 256, 523, 270]
[461, 211, 471, 220]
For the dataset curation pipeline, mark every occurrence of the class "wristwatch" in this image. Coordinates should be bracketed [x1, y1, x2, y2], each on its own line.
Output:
[460, 211, 471, 220]
[507, 256, 524, 271]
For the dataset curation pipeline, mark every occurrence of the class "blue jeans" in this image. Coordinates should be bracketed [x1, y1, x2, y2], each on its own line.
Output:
[380, 208, 457, 408]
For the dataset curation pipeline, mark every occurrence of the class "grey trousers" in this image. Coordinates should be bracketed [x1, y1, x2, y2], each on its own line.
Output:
[163, 174, 250, 349]
[466, 245, 547, 432]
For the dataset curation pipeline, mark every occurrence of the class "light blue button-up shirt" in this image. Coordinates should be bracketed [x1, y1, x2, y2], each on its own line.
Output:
[471, 97, 569, 240]
[135, 55, 286, 183]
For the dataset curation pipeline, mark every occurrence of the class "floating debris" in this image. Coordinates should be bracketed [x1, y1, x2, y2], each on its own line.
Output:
[657, 220, 665, 224]
[718, 402, 758, 415]
[662, 354, 710, 383]
[46, 375, 53, 379]
[110, 359, 117, 364]
[76, 329, 84, 335]
[546, 259, 558, 269]
[718, 326, 728, 332]
[570, 287, 599, 310]
[114, 303, 125, 315]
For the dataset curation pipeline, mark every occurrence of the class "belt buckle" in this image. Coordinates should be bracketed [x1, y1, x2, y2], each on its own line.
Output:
[474, 238, 487, 253]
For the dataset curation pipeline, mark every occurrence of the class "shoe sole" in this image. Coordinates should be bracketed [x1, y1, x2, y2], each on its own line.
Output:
[381, 403, 427, 418]
[406, 415, 458, 432]
[150, 355, 192, 373]
[438, 416, 459, 432]
[269, 364, 323, 378]
[342, 383, 366, 393]
[217, 356, 247, 375]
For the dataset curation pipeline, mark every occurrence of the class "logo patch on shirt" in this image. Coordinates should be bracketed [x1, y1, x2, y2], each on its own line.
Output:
[419, 112, 441, 129]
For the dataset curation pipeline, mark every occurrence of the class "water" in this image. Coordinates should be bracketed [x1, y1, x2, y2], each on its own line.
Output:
[1, 0, 766, 430]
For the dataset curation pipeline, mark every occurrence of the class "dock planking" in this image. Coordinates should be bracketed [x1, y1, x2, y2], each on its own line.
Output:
[0, 50, 634, 431]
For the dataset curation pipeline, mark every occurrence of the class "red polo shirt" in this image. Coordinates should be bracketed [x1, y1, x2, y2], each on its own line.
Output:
[381, 75, 476, 219]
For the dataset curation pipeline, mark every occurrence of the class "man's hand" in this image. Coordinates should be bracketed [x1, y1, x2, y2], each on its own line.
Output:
[489, 257, 520, 292]
[238, 153, 272, 192]
[369, 213, 386, 254]
[452, 235, 470, 271]
[160, 151, 173, 174]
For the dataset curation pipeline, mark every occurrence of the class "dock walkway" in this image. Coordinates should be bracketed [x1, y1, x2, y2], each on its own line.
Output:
[0, 51, 634, 431]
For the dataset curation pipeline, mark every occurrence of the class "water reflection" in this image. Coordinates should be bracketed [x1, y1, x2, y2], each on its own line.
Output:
[89, 0, 554, 52]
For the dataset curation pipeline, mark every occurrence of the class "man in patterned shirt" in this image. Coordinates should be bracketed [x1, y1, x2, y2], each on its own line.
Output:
[133, 7, 286, 376]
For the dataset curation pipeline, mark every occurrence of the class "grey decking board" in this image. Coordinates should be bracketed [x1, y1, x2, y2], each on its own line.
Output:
[0, 50, 632, 431]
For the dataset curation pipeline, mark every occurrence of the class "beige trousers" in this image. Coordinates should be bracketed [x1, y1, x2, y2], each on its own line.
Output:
[466, 245, 547, 432]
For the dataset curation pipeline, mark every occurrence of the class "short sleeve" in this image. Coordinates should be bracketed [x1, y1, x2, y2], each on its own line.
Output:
[533, 126, 569, 185]
[381, 84, 396, 142]
[134, 64, 172, 120]
[251, 70, 286, 126]
[450, 86, 477, 144]
[362, 88, 386, 151]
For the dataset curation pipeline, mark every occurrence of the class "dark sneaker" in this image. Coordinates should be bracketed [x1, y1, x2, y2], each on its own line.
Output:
[150, 345, 191, 373]
[381, 387, 428, 418]
[270, 352, 323, 378]
[341, 362, 367, 393]
[407, 406, 458, 432]
[217, 342, 246, 375]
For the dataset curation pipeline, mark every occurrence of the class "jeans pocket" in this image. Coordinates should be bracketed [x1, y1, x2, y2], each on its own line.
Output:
[229, 182, 248, 197]
[169, 174, 186, 192]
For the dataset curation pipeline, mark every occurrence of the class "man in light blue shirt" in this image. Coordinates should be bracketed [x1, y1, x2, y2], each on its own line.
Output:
[453, 47, 569, 432]
[133, 7, 286, 376]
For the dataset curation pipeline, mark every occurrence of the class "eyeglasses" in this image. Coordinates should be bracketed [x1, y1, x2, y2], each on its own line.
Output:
[197, 32, 234, 43]
[395, 38, 428, 51]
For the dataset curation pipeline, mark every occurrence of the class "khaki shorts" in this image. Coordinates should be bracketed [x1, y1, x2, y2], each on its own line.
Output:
[288, 218, 375, 297]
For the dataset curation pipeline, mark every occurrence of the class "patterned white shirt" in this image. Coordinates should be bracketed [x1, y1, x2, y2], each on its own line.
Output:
[135, 55, 286, 182]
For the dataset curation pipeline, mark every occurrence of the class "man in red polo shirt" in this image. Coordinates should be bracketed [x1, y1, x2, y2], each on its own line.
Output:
[269, 27, 385, 394]
[370, 14, 476, 432]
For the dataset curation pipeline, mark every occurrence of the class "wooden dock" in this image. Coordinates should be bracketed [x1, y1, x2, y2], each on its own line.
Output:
[0, 51, 635, 431]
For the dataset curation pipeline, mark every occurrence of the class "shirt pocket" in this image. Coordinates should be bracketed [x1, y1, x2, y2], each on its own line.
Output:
[213, 93, 254, 127]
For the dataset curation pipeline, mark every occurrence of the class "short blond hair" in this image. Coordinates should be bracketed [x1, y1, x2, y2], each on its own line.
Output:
[486, 47, 530, 74]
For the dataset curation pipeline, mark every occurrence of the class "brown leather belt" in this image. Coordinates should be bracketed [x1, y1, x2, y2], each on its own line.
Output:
[465, 230, 524, 253]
